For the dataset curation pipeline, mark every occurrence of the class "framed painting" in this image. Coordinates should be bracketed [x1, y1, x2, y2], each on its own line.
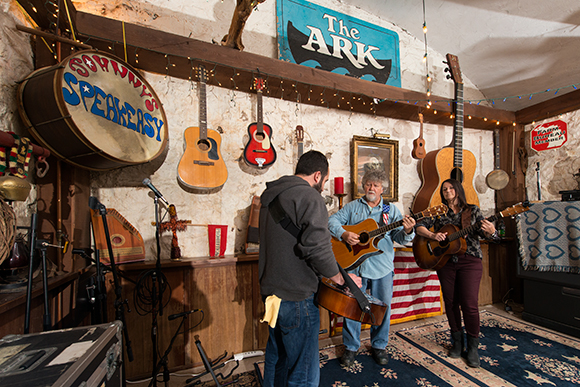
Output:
[350, 135, 399, 202]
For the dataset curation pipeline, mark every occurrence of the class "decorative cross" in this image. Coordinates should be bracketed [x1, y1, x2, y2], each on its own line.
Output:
[158, 204, 191, 260]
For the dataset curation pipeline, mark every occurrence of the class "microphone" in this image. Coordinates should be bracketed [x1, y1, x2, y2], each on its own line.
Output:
[142, 178, 169, 205]
[168, 309, 199, 321]
[89, 196, 106, 211]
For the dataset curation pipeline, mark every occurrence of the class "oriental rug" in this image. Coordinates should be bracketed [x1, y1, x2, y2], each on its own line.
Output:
[320, 309, 580, 386]
[200, 310, 580, 386]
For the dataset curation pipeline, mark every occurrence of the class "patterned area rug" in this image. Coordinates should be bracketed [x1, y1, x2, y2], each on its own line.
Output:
[320, 310, 580, 386]
[395, 310, 580, 387]
[208, 310, 580, 386]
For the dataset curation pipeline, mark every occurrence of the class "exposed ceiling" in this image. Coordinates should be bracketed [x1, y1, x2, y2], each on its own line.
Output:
[340, 0, 580, 112]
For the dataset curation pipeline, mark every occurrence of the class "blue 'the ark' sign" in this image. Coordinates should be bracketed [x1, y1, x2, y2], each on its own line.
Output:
[276, 0, 401, 87]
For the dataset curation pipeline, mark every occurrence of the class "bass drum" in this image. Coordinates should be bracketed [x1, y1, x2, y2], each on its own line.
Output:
[17, 50, 168, 171]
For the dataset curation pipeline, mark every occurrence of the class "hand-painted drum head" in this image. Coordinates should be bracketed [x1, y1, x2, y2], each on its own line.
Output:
[17, 50, 168, 170]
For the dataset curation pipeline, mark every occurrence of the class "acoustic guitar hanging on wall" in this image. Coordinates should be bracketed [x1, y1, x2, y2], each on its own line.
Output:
[412, 53, 478, 213]
[178, 66, 228, 190]
[243, 77, 276, 168]
[411, 112, 426, 159]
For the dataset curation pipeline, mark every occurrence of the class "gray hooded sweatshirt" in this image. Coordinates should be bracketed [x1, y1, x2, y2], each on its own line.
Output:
[259, 175, 340, 302]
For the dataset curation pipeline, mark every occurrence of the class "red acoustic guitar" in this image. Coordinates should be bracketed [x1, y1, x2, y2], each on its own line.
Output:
[412, 54, 478, 213]
[413, 202, 530, 271]
[243, 77, 276, 168]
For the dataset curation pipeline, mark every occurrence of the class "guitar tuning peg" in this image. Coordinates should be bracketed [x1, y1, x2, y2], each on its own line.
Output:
[446, 74, 452, 80]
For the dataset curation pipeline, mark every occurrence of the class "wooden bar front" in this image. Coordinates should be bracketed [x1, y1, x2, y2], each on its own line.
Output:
[108, 255, 267, 380]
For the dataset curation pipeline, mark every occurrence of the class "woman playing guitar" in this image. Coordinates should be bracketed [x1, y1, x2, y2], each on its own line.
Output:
[414, 179, 499, 368]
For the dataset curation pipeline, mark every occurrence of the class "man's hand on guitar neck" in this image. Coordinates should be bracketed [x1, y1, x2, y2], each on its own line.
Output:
[402, 215, 416, 234]
[328, 272, 362, 288]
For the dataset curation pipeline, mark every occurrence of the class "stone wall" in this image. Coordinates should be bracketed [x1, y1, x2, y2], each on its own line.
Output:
[1, 0, 504, 259]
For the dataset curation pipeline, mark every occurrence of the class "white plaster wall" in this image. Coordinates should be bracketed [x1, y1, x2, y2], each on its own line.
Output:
[2, 0, 498, 259]
[0, 3, 37, 225]
[91, 73, 495, 259]
[524, 111, 580, 202]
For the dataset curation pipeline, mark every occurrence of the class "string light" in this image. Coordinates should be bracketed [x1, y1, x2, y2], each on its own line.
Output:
[52, 24, 578, 124]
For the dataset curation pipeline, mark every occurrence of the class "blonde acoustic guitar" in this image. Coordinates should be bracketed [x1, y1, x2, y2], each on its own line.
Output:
[178, 66, 228, 190]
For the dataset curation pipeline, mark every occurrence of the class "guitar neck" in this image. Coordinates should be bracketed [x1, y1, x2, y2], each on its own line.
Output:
[453, 82, 464, 168]
[449, 213, 497, 241]
[199, 71, 208, 140]
[257, 89, 263, 134]
[368, 210, 427, 238]
[494, 129, 501, 169]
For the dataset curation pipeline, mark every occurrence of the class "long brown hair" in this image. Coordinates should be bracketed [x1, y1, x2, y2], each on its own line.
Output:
[440, 179, 468, 210]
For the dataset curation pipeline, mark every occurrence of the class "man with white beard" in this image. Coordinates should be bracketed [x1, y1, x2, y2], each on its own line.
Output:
[328, 170, 415, 367]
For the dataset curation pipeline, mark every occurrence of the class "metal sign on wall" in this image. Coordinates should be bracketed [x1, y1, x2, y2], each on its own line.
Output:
[276, 0, 401, 87]
[531, 120, 567, 152]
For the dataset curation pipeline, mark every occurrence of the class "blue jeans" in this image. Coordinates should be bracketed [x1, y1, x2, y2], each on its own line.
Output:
[262, 294, 320, 387]
[342, 272, 393, 352]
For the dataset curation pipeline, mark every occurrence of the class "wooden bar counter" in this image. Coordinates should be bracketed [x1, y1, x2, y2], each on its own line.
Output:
[108, 254, 266, 380]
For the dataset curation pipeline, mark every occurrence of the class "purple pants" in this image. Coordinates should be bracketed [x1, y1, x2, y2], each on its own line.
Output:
[437, 254, 483, 337]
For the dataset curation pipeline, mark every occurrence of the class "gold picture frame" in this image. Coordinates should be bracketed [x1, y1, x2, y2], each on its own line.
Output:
[350, 135, 399, 202]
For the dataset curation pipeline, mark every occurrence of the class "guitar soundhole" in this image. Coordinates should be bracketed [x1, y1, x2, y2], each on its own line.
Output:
[450, 167, 463, 183]
[255, 132, 265, 141]
[197, 139, 210, 152]
[359, 233, 370, 244]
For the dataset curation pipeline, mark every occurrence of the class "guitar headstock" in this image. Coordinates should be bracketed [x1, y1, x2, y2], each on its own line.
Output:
[255, 77, 265, 93]
[418, 204, 448, 219]
[295, 125, 304, 142]
[499, 202, 530, 218]
[445, 53, 463, 84]
[197, 65, 207, 83]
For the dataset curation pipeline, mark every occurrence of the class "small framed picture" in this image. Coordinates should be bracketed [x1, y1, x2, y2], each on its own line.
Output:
[350, 136, 399, 202]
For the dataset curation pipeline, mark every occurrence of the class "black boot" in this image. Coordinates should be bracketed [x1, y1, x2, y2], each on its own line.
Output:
[466, 335, 480, 368]
[449, 330, 463, 358]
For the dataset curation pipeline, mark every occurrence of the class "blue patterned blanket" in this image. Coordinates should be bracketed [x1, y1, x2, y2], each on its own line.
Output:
[517, 201, 580, 273]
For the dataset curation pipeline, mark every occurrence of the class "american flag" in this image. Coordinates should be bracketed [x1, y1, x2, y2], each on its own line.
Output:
[391, 248, 442, 324]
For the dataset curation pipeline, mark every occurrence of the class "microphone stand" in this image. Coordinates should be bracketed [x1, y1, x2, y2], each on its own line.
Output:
[536, 162, 542, 201]
[24, 213, 38, 334]
[90, 197, 134, 379]
[148, 315, 187, 387]
[146, 194, 167, 386]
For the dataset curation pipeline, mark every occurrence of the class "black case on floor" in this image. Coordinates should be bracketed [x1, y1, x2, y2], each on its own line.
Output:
[0, 321, 123, 387]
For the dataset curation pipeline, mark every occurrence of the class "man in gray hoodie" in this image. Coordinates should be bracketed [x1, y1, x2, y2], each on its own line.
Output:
[259, 150, 347, 387]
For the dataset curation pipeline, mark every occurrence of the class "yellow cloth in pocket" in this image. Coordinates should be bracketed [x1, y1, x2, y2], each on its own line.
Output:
[260, 295, 282, 328]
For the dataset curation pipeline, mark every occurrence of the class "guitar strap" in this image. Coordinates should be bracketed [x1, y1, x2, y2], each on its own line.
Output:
[380, 203, 390, 226]
[461, 206, 472, 230]
[268, 194, 375, 323]
[450, 206, 472, 263]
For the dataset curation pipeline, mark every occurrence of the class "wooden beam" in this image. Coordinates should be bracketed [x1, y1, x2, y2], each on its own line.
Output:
[516, 88, 580, 124]
[73, 12, 515, 131]
[16, 0, 77, 34]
